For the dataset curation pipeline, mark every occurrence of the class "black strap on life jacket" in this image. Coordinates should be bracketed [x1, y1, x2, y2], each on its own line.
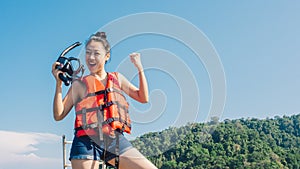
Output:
[115, 130, 121, 169]
[82, 108, 87, 130]
[96, 109, 104, 141]
[85, 87, 125, 99]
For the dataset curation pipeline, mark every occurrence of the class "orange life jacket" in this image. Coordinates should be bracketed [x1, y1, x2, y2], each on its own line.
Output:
[74, 72, 131, 137]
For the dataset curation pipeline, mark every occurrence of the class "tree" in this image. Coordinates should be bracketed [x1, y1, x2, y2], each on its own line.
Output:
[131, 113, 300, 169]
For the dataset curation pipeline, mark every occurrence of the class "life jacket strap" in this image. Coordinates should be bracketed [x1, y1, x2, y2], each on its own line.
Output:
[82, 108, 87, 130]
[115, 130, 120, 169]
[75, 101, 128, 115]
[74, 122, 98, 131]
[85, 87, 125, 98]
[74, 119, 130, 131]
[76, 107, 101, 115]
[96, 109, 104, 140]
[105, 101, 128, 111]
[86, 89, 106, 97]
[105, 87, 123, 96]
[102, 117, 131, 129]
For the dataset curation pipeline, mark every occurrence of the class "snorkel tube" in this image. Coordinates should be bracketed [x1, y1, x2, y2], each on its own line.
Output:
[56, 42, 84, 86]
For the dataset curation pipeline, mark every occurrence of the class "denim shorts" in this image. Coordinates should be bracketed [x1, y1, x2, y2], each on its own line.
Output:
[69, 133, 133, 162]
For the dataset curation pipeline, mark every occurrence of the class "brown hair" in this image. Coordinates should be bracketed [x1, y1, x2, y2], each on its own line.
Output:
[85, 32, 110, 53]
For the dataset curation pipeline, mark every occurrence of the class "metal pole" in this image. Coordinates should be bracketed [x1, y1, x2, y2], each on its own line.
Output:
[62, 135, 66, 169]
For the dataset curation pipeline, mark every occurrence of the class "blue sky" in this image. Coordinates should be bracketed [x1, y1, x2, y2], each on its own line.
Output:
[0, 1, 300, 168]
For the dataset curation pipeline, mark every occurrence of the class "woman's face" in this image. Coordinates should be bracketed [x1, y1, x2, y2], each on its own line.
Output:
[85, 40, 109, 74]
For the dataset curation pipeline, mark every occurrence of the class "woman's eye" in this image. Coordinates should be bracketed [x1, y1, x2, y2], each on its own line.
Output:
[85, 50, 101, 56]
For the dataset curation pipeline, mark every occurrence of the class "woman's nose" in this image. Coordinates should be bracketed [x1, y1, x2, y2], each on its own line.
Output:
[87, 53, 95, 60]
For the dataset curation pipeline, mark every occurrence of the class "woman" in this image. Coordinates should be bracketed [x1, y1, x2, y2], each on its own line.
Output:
[52, 32, 157, 169]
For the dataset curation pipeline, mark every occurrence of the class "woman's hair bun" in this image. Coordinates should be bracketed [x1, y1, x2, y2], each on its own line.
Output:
[95, 32, 106, 39]
[86, 31, 110, 53]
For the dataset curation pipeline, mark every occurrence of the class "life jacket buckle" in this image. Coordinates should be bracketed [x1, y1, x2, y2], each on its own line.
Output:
[105, 88, 112, 93]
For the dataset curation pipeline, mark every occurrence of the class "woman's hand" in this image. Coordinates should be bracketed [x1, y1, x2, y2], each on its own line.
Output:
[119, 52, 148, 103]
[130, 52, 143, 71]
[52, 61, 76, 121]
[52, 62, 63, 85]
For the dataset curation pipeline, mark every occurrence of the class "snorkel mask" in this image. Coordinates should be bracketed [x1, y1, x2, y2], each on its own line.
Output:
[56, 42, 85, 86]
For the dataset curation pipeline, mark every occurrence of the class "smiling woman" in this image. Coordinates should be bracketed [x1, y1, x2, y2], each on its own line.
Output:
[52, 32, 157, 169]
[85, 32, 111, 75]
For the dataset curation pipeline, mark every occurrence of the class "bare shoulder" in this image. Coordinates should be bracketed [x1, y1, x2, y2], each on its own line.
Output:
[70, 79, 86, 102]
[116, 72, 127, 88]
[116, 72, 124, 80]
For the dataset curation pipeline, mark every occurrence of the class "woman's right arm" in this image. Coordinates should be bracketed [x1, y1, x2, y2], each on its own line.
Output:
[52, 62, 75, 121]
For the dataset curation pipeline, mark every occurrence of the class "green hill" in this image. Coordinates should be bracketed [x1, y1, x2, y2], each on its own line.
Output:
[131, 114, 300, 169]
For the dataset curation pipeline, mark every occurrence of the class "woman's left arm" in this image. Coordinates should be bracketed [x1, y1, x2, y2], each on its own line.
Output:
[119, 53, 149, 103]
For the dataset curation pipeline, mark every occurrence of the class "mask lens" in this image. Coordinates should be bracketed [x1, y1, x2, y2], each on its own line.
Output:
[70, 59, 80, 71]
[57, 57, 68, 65]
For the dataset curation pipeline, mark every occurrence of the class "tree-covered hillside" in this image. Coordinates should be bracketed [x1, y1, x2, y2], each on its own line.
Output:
[131, 114, 300, 169]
